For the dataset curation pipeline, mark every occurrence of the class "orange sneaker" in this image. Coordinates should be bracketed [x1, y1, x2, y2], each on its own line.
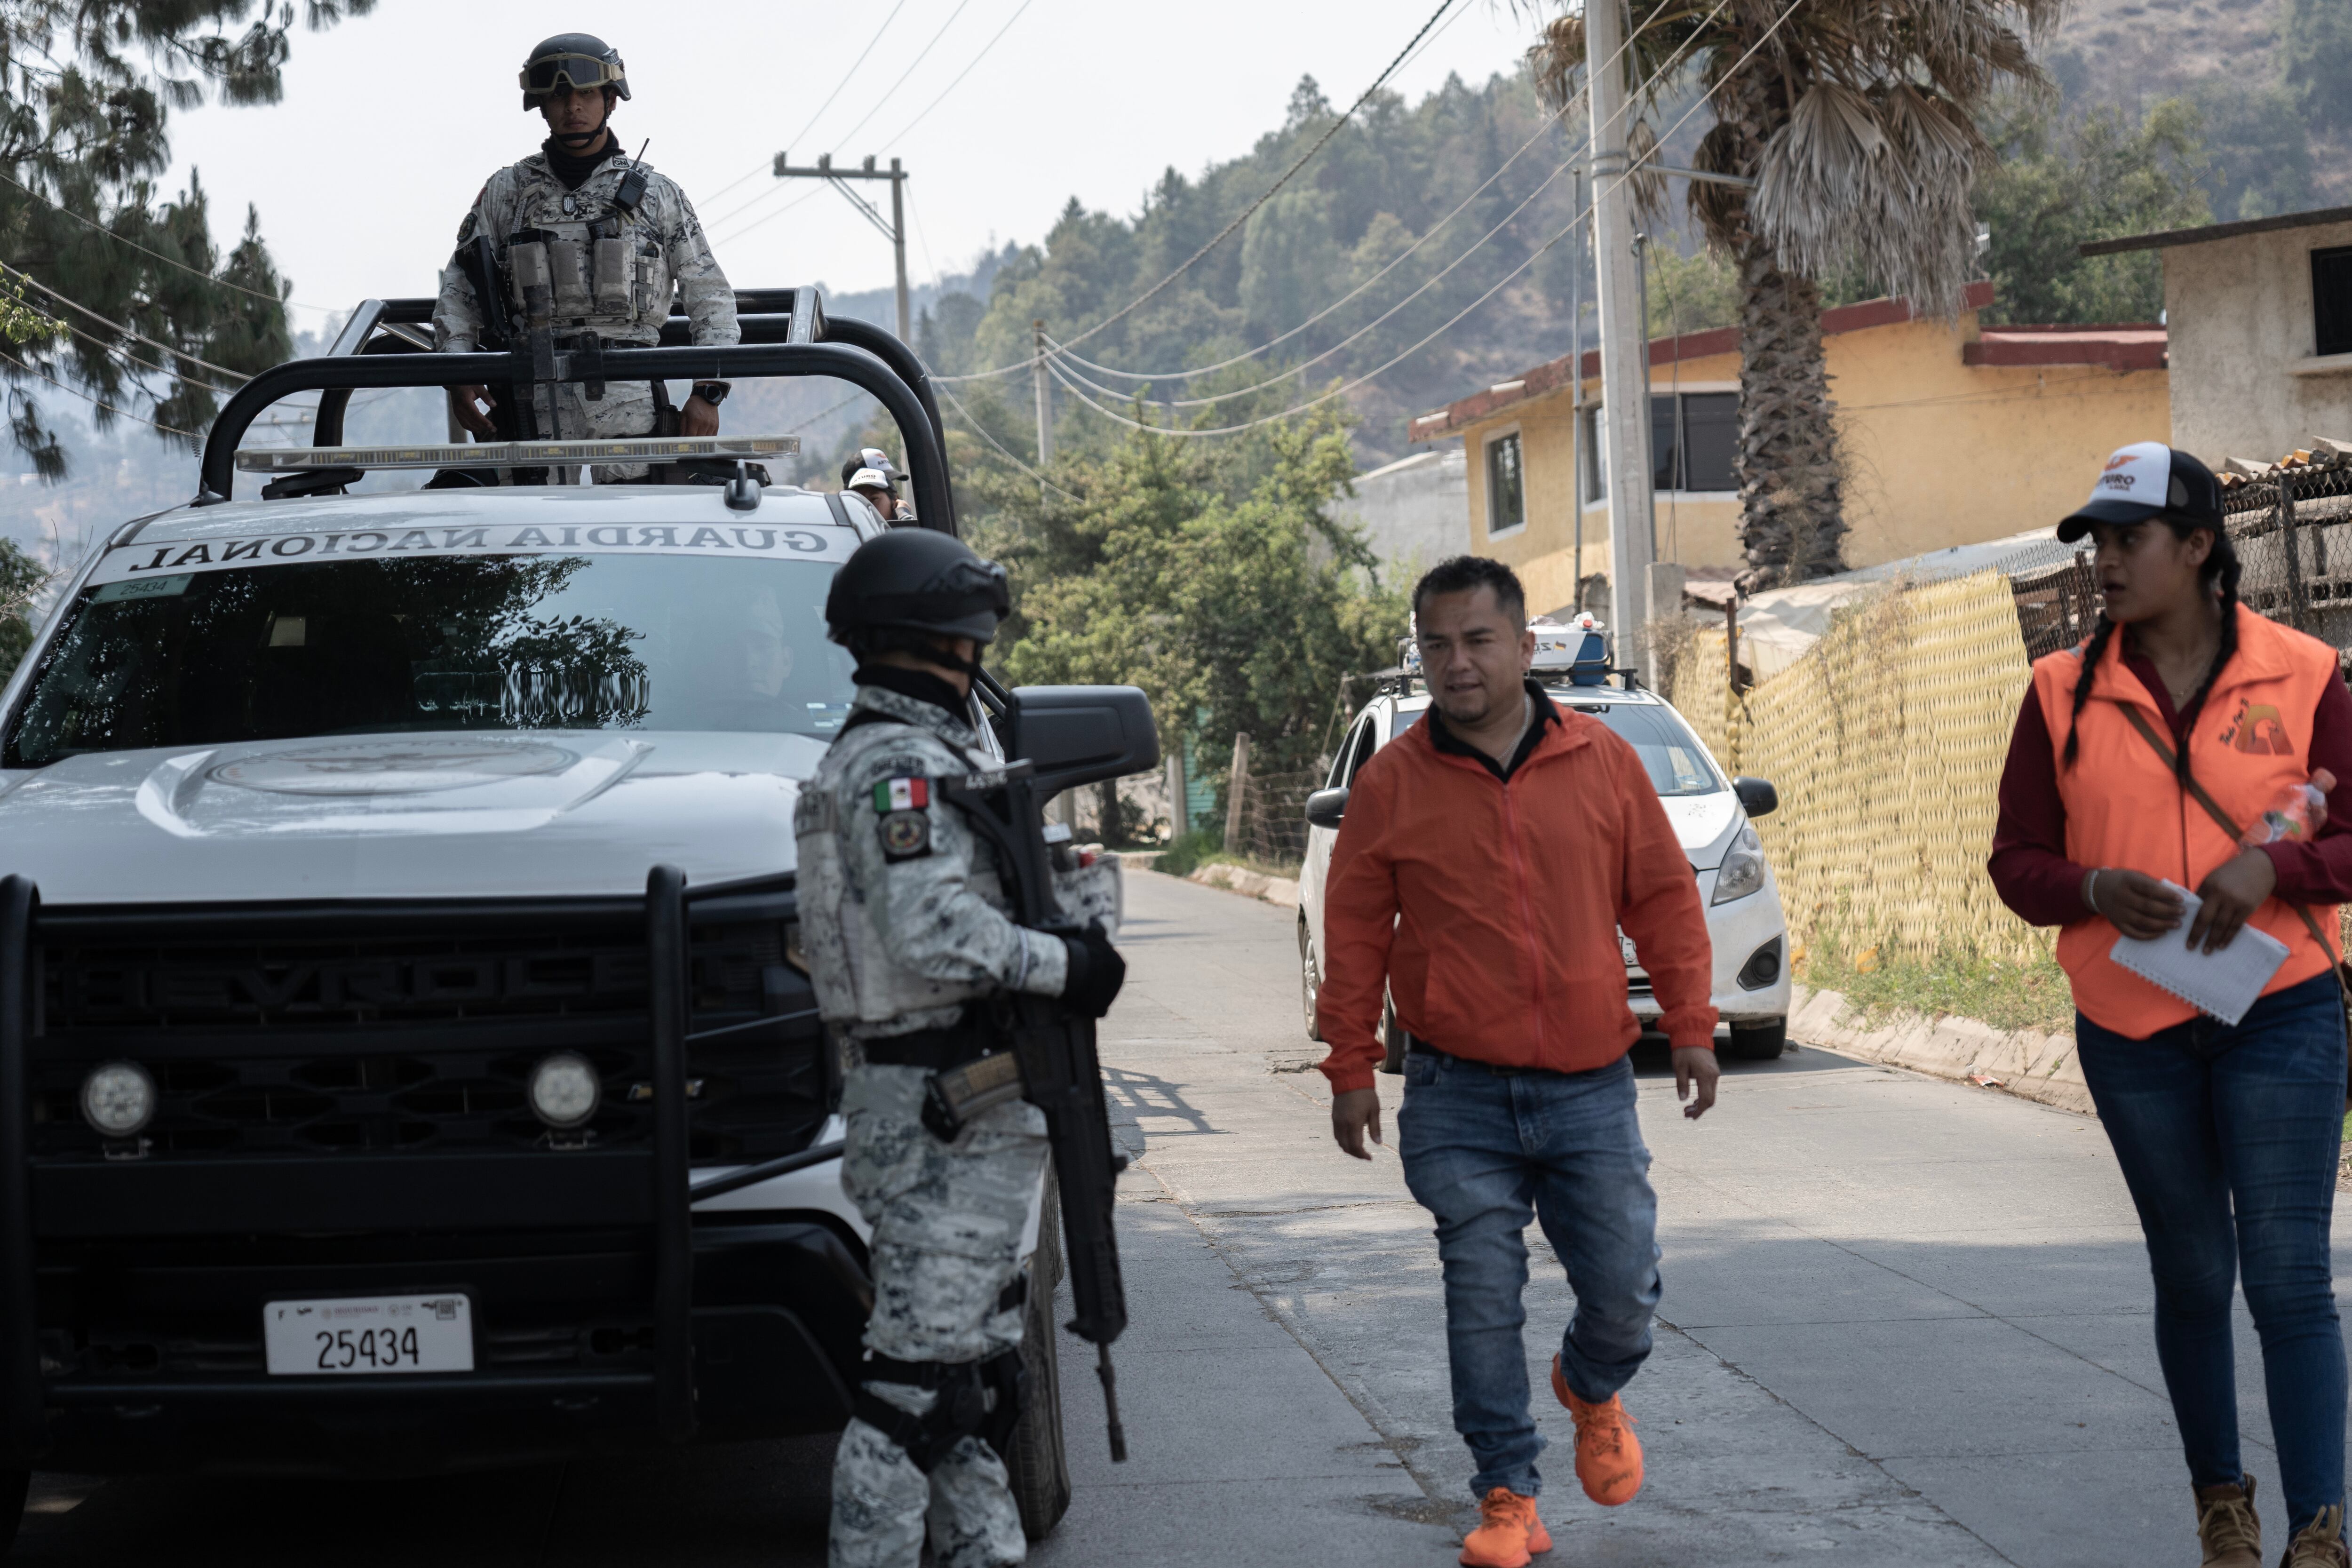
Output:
[1459, 1487, 1552, 1568]
[1553, 1354, 1643, 1506]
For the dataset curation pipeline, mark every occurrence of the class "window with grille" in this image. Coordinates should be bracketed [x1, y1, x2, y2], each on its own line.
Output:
[1486, 431, 1526, 535]
[2314, 246, 2352, 357]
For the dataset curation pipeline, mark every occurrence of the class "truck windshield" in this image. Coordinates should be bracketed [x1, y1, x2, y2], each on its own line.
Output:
[4, 553, 859, 766]
[1388, 699, 1722, 796]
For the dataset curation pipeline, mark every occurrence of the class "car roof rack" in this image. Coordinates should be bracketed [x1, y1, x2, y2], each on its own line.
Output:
[198, 286, 958, 530]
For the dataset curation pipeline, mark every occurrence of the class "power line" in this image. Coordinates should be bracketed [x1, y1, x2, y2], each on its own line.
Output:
[1054, 0, 1462, 354]
[865, 0, 1040, 152]
[0, 262, 255, 381]
[0, 347, 196, 438]
[1038, 0, 1808, 440]
[1048, 140, 1582, 408]
[0, 167, 308, 310]
[1054, 0, 1734, 390]
[935, 374, 1080, 499]
[817, 0, 977, 160]
[697, 0, 913, 216]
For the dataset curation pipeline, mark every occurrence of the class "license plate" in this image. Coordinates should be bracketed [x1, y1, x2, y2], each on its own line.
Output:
[264, 1294, 474, 1376]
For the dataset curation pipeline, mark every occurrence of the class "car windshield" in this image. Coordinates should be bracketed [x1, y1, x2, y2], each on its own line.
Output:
[5, 553, 859, 766]
[1389, 699, 1722, 797]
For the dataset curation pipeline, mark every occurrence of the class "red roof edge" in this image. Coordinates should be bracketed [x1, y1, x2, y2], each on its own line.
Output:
[1962, 326, 2168, 372]
[1409, 279, 2002, 443]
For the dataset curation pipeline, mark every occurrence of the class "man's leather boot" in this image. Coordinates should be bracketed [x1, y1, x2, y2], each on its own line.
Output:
[2192, 1477, 2258, 1568]
[2282, 1503, 2351, 1568]
[1458, 1487, 1551, 1568]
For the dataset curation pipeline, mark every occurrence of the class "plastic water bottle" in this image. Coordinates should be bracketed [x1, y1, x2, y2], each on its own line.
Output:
[2240, 768, 2338, 847]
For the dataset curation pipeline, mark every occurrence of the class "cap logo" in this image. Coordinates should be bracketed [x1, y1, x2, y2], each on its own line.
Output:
[2103, 453, 2141, 472]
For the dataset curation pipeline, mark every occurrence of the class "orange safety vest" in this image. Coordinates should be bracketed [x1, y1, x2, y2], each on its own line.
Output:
[2033, 603, 2343, 1038]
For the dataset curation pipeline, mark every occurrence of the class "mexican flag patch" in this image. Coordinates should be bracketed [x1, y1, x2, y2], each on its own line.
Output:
[873, 777, 930, 813]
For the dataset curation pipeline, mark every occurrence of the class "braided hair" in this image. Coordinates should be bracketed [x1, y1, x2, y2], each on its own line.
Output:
[2062, 518, 2243, 781]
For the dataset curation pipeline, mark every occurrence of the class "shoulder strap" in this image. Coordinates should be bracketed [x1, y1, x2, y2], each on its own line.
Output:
[2111, 698, 2341, 961]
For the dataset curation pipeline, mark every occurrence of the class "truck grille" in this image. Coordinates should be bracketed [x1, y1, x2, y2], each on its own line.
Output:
[33, 916, 828, 1163]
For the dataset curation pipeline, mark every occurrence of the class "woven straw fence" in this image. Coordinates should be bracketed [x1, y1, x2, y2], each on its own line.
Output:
[1670, 570, 2048, 963]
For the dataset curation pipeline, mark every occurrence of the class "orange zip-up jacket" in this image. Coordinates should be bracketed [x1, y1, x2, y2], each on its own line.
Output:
[1315, 696, 1718, 1096]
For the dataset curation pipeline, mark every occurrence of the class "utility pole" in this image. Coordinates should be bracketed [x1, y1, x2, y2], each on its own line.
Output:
[1583, 0, 1657, 680]
[1033, 319, 1054, 479]
[771, 151, 912, 341]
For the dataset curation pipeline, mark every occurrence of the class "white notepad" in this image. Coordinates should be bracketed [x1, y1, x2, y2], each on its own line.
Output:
[2108, 881, 2290, 1026]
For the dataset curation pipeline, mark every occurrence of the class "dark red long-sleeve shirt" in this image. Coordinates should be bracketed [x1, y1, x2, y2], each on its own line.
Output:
[1987, 645, 2352, 926]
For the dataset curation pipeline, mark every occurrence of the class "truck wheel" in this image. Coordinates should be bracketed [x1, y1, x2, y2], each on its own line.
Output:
[1008, 1257, 1072, 1539]
[1727, 1020, 1788, 1060]
[1299, 919, 1324, 1042]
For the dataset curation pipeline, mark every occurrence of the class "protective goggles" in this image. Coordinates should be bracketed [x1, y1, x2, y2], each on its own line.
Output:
[521, 53, 624, 97]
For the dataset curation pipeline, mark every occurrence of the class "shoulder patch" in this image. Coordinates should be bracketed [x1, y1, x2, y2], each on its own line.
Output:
[872, 777, 930, 813]
[878, 809, 932, 861]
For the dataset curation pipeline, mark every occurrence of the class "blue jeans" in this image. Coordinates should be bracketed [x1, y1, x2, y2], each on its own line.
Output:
[1397, 1048, 1661, 1499]
[2076, 971, 2348, 1535]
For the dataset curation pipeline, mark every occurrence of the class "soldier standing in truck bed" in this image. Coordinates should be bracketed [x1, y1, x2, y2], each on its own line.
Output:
[433, 32, 739, 471]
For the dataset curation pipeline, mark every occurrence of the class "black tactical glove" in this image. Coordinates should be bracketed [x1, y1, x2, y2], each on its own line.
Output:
[1058, 922, 1126, 1019]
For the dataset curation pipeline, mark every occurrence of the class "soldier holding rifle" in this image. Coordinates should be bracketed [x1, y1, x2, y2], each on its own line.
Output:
[432, 32, 738, 472]
[795, 530, 1127, 1568]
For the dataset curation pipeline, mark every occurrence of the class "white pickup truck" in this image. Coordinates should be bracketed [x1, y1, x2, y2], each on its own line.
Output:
[0, 288, 1143, 1547]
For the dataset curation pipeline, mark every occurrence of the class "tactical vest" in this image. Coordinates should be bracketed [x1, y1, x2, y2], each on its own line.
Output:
[505, 160, 668, 341]
[2033, 603, 2343, 1037]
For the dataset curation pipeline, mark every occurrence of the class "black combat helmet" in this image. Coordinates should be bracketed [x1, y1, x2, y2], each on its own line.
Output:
[826, 529, 1009, 651]
[521, 33, 630, 110]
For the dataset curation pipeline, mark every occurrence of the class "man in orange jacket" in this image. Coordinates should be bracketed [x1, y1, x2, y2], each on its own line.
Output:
[1320, 556, 1720, 1568]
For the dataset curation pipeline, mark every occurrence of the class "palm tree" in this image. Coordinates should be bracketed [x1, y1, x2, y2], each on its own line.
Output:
[1529, 0, 2061, 589]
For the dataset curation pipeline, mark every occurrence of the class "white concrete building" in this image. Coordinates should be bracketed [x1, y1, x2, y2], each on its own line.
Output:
[1331, 446, 1467, 585]
[2086, 205, 2352, 463]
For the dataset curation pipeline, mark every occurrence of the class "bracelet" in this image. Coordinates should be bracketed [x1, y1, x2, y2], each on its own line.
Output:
[2082, 867, 2103, 915]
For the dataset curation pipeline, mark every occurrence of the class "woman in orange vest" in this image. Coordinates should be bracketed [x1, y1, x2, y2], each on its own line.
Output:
[1991, 442, 2352, 1568]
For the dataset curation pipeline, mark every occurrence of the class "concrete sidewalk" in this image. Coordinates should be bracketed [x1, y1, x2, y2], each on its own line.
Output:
[1062, 868, 2352, 1566]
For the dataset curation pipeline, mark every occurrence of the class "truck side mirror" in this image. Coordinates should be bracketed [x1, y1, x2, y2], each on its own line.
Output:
[1007, 685, 1162, 796]
[1304, 787, 1349, 829]
[1733, 776, 1779, 819]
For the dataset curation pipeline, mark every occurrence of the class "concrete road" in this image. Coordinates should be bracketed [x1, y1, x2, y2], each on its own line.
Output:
[15, 868, 2350, 1564]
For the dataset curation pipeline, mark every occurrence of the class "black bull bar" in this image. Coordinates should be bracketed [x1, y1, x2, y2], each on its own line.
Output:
[193, 332, 960, 533]
[0, 868, 850, 1463]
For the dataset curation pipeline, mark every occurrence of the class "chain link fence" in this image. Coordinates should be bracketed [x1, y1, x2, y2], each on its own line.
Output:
[1229, 767, 1319, 869]
[2222, 460, 2352, 655]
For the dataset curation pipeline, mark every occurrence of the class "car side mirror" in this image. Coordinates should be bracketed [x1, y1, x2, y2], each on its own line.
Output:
[1733, 776, 1779, 819]
[1305, 786, 1349, 830]
[1006, 685, 1162, 796]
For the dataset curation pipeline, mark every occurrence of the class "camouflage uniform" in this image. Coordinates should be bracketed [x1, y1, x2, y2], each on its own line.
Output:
[431, 146, 739, 473]
[795, 680, 1116, 1568]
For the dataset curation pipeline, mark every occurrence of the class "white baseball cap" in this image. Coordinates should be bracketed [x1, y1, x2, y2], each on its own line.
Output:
[846, 467, 893, 493]
[2058, 441, 2224, 541]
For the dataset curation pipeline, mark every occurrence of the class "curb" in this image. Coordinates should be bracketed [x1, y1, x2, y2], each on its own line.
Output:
[1791, 982, 2089, 1114]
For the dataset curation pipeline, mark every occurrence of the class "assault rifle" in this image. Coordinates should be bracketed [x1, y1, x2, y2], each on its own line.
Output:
[452, 235, 537, 443]
[931, 684, 1159, 1463]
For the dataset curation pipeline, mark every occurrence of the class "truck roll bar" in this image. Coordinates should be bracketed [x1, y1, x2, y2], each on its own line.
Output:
[198, 341, 957, 534]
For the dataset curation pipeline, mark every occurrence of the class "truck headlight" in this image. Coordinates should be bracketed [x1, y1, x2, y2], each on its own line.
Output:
[1712, 826, 1766, 906]
[528, 1052, 602, 1129]
[81, 1061, 156, 1138]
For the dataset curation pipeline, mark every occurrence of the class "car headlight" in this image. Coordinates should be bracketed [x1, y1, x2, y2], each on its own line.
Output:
[81, 1061, 157, 1138]
[528, 1052, 602, 1129]
[1711, 825, 1766, 906]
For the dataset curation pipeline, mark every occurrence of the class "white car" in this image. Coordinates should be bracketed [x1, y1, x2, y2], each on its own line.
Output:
[1295, 651, 1792, 1065]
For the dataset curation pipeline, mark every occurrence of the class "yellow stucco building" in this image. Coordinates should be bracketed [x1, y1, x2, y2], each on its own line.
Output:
[1405, 282, 2172, 615]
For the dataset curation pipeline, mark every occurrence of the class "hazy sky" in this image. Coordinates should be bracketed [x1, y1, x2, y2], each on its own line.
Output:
[161, 0, 1537, 329]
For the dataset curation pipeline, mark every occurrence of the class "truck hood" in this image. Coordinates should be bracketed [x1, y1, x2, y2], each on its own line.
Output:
[0, 730, 828, 905]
